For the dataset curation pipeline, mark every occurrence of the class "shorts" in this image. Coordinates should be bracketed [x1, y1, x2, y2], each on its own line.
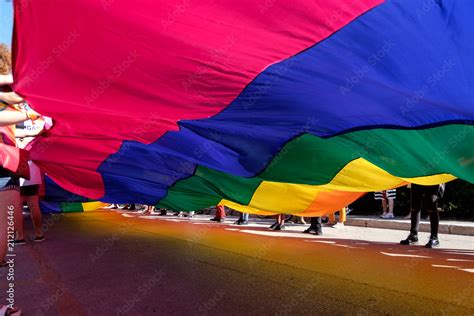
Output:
[20, 184, 40, 196]
[0, 177, 20, 192]
[374, 189, 396, 200]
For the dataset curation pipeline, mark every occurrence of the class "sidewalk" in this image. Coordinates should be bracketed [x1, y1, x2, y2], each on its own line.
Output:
[346, 215, 474, 236]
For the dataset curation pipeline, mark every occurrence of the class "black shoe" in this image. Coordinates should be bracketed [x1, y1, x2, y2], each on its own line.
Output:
[210, 217, 224, 223]
[303, 228, 322, 235]
[129, 205, 136, 211]
[238, 221, 249, 226]
[400, 234, 418, 245]
[34, 236, 46, 243]
[14, 239, 26, 245]
[425, 237, 440, 248]
[269, 222, 278, 230]
[158, 210, 167, 216]
[271, 224, 282, 231]
[234, 219, 242, 225]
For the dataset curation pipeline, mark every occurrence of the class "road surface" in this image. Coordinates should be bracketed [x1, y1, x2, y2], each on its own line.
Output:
[1, 210, 473, 315]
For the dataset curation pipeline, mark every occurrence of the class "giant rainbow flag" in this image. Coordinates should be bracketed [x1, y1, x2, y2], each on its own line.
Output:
[10, 0, 474, 215]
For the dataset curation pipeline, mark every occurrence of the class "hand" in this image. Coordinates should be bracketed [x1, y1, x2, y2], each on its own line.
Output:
[0, 91, 24, 104]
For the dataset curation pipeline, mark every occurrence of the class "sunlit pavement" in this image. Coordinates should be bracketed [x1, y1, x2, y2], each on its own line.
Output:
[1, 210, 473, 315]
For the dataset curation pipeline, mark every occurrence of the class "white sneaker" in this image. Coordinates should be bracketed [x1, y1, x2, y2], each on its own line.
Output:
[380, 213, 395, 219]
[331, 222, 345, 229]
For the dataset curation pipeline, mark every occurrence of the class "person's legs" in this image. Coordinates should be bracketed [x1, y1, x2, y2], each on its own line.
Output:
[242, 212, 249, 222]
[388, 199, 394, 215]
[217, 206, 225, 219]
[328, 212, 336, 225]
[340, 208, 347, 223]
[210, 205, 225, 222]
[381, 198, 388, 214]
[428, 209, 439, 236]
[25, 195, 43, 238]
[401, 185, 422, 245]
[424, 185, 440, 248]
[304, 217, 322, 235]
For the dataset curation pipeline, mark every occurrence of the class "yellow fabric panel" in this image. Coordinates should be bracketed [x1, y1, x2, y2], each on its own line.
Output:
[223, 158, 455, 216]
[401, 174, 456, 185]
[319, 158, 406, 192]
[219, 199, 275, 216]
[83, 202, 109, 212]
[249, 181, 322, 214]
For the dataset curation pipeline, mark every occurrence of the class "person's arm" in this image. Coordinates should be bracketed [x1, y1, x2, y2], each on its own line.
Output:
[0, 106, 29, 126]
[0, 91, 24, 104]
[0, 74, 14, 85]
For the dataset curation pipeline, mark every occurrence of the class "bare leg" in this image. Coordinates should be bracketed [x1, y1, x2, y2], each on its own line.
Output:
[388, 199, 395, 215]
[26, 195, 43, 238]
[381, 199, 387, 214]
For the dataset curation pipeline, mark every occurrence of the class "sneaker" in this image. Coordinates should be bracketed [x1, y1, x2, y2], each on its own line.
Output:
[271, 224, 282, 231]
[425, 237, 440, 248]
[400, 233, 418, 245]
[331, 222, 345, 229]
[269, 222, 278, 230]
[303, 228, 322, 235]
[380, 213, 395, 219]
[34, 236, 46, 243]
[238, 221, 249, 226]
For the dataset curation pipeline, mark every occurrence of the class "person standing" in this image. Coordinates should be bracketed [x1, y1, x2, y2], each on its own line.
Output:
[374, 189, 396, 219]
[400, 183, 445, 248]
[210, 205, 226, 223]
[15, 161, 45, 244]
[234, 212, 249, 225]
[328, 207, 347, 229]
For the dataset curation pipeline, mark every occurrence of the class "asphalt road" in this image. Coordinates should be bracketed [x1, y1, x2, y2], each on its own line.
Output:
[1, 210, 473, 315]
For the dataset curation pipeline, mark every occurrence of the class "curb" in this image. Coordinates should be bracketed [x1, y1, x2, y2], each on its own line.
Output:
[345, 217, 474, 236]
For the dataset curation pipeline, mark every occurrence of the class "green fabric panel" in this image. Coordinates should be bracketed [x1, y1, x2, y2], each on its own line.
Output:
[160, 124, 474, 211]
[158, 167, 261, 211]
[60, 202, 84, 213]
[261, 124, 474, 183]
